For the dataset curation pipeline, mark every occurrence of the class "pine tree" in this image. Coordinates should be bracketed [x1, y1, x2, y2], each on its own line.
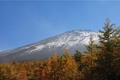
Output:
[74, 50, 82, 63]
[86, 35, 95, 54]
[112, 27, 120, 79]
[83, 35, 97, 80]
[95, 19, 119, 80]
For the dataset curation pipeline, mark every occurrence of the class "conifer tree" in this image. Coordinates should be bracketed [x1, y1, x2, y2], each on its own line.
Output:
[95, 19, 119, 80]
[74, 50, 82, 63]
[59, 49, 78, 80]
[83, 35, 97, 80]
[86, 35, 94, 54]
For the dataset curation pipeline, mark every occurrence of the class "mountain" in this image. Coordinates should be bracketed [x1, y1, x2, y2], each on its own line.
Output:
[0, 30, 99, 63]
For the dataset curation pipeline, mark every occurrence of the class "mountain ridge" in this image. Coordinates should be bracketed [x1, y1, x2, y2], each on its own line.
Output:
[0, 30, 99, 63]
[0, 29, 97, 52]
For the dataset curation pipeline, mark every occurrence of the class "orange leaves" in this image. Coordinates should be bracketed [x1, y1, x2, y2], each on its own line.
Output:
[37, 51, 78, 80]
[0, 61, 44, 80]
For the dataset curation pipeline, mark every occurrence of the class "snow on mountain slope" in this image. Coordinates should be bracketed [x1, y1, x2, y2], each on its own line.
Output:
[0, 30, 99, 63]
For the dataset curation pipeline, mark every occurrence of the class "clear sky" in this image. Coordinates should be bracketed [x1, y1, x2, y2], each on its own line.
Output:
[0, 1, 120, 51]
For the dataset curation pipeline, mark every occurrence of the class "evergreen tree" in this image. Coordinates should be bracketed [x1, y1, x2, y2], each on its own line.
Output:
[86, 35, 95, 54]
[74, 50, 82, 63]
[84, 35, 97, 80]
[95, 19, 119, 80]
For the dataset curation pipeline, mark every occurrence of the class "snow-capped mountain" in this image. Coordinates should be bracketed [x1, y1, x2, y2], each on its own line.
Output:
[0, 30, 99, 63]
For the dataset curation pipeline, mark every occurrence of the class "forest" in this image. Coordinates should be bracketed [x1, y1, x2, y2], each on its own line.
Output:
[0, 19, 120, 80]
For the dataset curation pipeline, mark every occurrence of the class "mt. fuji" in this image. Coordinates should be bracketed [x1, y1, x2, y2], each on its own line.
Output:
[0, 30, 99, 63]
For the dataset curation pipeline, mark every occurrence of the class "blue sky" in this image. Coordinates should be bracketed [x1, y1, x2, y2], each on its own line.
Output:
[0, 1, 120, 51]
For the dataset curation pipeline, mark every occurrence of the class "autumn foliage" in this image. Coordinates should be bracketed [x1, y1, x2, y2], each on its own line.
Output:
[0, 19, 120, 80]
